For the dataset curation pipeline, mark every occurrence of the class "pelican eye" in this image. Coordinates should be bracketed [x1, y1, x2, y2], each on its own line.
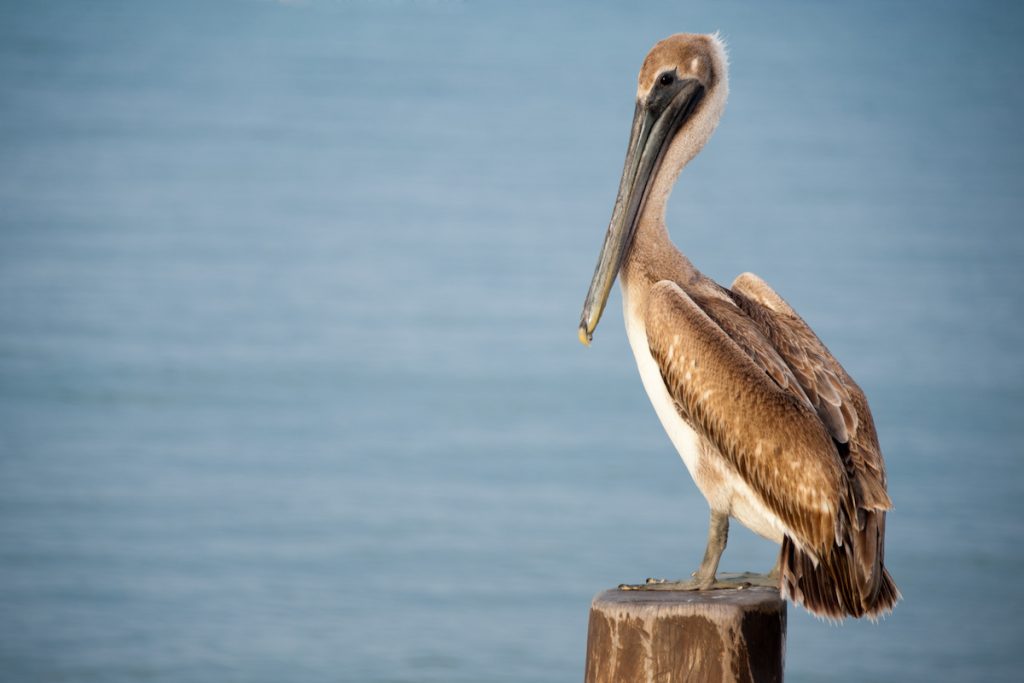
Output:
[659, 72, 674, 87]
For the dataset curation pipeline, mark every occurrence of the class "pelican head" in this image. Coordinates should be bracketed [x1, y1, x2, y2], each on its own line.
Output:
[578, 33, 729, 346]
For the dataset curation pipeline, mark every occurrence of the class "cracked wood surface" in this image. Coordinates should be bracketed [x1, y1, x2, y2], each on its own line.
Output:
[584, 586, 786, 683]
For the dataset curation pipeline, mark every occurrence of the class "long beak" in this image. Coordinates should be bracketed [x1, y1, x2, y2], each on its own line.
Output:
[578, 78, 704, 346]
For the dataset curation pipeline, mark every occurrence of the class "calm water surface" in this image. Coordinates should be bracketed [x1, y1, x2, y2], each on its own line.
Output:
[1, 1, 1022, 681]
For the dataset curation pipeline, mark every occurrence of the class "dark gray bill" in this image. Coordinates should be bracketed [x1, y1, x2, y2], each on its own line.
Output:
[578, 78, 704, 345]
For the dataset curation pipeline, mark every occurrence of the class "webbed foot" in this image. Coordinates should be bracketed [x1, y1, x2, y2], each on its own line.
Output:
[618, 571, 779, 592]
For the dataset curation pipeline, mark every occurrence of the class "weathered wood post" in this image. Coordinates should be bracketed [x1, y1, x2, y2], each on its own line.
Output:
[584, 584, 786, 683]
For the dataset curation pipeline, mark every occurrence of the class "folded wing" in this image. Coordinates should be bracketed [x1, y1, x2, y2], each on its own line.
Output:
[644, 279, 852, 558]
[730, 272, 891, 511]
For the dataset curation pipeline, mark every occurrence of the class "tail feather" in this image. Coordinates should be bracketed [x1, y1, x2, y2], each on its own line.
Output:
[780, 510, 900, 620]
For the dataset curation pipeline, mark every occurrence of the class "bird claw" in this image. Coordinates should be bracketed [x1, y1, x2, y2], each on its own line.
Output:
[617, 572, 772, 592]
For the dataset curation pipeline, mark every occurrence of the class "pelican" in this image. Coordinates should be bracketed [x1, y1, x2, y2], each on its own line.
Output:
[578, 33, 899, 619]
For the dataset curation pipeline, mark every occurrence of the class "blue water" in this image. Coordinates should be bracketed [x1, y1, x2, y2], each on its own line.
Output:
[1, 1, 1022, 681]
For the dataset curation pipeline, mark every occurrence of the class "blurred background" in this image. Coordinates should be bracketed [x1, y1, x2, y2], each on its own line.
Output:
[1, 0, 1022, 681]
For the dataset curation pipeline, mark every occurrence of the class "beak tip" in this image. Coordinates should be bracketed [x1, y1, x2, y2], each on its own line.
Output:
[578, 326, 592, 347]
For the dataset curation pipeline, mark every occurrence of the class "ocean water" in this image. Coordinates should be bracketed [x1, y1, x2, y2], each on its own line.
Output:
[1, 1, 1022, 681]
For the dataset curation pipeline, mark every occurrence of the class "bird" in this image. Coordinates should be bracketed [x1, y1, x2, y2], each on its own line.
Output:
[577, 32, 899, 620]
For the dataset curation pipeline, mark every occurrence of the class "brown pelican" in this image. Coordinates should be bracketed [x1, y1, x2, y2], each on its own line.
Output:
[578, 33, 899, 619]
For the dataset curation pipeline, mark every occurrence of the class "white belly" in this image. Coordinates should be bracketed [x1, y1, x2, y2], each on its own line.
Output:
[622, 288, 786, 544]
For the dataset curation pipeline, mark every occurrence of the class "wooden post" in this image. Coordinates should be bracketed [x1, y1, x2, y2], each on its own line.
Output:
[584, 584, 786, 683]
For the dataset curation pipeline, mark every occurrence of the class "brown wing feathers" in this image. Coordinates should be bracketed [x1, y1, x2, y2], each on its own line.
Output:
[644, 280, 847, 557]
[727, 273, 899, 618]
[646, 276, 899, 618]
[730, 272, 891, 511]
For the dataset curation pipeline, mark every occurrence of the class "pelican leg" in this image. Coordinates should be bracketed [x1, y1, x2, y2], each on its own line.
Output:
[621, 511, 748, 591]
[693, 509, 729, 585]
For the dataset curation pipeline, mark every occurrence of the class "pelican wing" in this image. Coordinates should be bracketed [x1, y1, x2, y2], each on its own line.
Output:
[645, 280, 850, 554]
[730, 272, 891, 510]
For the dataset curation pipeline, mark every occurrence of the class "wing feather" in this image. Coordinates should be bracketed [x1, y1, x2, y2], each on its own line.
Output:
[644, 280, 851, 555]
[730, 272, 891, 511]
